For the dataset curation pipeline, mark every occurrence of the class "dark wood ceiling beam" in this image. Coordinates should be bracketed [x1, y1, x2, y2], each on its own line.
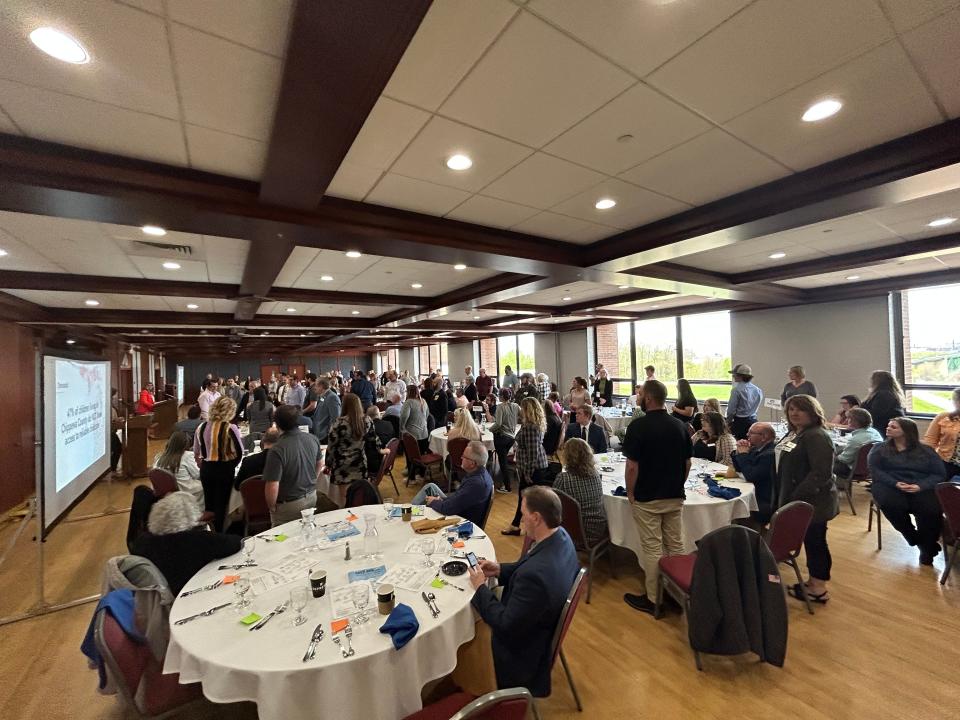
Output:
[627, 263, 808, 304]
[0, 290, 52, 322]
[806, 267, 960, 304]
[23, 310, 380, 328]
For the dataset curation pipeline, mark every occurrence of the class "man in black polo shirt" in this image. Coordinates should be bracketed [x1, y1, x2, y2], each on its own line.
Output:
[263, 405, 324, 527]
[621, 380, 692, 615]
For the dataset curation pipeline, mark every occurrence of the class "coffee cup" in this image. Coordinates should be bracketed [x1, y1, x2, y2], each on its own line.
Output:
[309, 569, 327, 598]
[377, 583, 395, 615]
[400, 504, 412, 522]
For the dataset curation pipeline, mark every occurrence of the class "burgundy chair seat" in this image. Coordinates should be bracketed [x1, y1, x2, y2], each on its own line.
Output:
[658, 553, 696, 593]
[147, 468, 178, 498]
[421, 452, 443, 464]
[402, 692, 476, 720]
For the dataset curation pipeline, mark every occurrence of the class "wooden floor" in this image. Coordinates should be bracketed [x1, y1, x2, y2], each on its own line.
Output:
[1, 444, 958, 720]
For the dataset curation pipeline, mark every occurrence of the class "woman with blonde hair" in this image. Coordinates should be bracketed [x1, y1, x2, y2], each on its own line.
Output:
[324, 393, 383, 506]
[193, 396, 243, 531]
[447, 407, 482, 442]
[692, 397, 721, 432]
[153, 431, 202, 510]
[554, 438, 607, 545]
[502, 397, 549, 536]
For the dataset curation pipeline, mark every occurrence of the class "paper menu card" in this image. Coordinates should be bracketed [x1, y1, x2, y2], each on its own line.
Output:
[378, 563, 435, 592]
[330, 584, 371, 619]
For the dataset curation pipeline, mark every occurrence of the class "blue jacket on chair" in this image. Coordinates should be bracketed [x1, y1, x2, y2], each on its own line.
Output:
[471, 527, 580, 697]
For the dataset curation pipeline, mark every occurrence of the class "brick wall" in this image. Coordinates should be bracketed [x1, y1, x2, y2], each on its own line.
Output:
[479, 338, 497, 373]
[901, 292, 913, 409]
[595, 324, 621, 377]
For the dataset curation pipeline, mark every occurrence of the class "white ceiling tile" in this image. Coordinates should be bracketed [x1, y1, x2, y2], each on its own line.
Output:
[0, 106, 19, 133]
[544, 83, 712, 174]
[439, 11, 634, 147]
[116, 0, 164, 13]
[528, 0, 752, 77]
[325, 163, 384, 201]
[0, 0, 180, 117]
[3, 289, 168, 310]
[390, 116, 532, 192]
[212, 299, 237, 313]
[129, 255, 209, 282]
[480, 153, 604, 209]
[163, 297, 217, 313]
[619, 129, 789, 206]
[340, 97, 430, 174]
[789, 216, 900, 252]
[511, 280, 617, 305]
[900, 7, 960, 117]
[185, 125, 266, 180]
[724, 42, 941, 171]
[866, 188, 960, 235]
[366, 173, 472, 216]
[0, 226, 66, 273]
[166, 0, 293, 57]
[0, 80, 188, 166]
[384, 0, 519, 111]
[273, 247, 319, 287]
[878, 0, 960, 33]
[170, 23, 282, 141]
[647, 0, 893, 123]
[444, 195, 540, 228]
[511, 211, 617, 245]
[548, 178, 691, 230]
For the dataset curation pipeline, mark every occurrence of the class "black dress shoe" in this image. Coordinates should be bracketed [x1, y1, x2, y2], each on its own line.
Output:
[623, 593, 656, 615]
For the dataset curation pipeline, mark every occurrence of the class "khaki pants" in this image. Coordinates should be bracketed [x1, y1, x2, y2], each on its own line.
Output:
[631, 498, 684, 598]
[270, 491, 318, 527]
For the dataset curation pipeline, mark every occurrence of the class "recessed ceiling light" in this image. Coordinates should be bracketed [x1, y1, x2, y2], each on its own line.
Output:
[595, 198, 616, 210]
[186, 303, 199, 309]
[141, 225, 166, 236]
[65, 338, 76, 345]
[846, 275, 860, 280]
[769, 252, 787, 259]
[446, 154, 473, 171]
[651, 305, 661, 309]
[84, 299, 100, 306]
[345, 251, 362, 258]
[411, 283, 423, 289]
[162, 261, 180, 270]
[618, 285, 629, 289]
[300, 333, 307, 337]
[29, 27, 89, 64]
[262, 332, 269, 336]
[286, 307, 297, 313]
[802, 98, 842, 122]
[453, 264, 467, 271]
[320, 275, 333, 282]
[562, 296, 572, 301]
[0, 248, 7, 257]
[473, 315, 481, 320]
[351, 310, 360, 315]
[928, 217, 957, 228]
[140, 329, 149, 334]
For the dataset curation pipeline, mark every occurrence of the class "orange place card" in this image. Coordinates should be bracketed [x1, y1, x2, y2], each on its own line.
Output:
[222, 575, 240, 584]
[330, 618, 349, 634]
[453, 541, 465, 548]
[346, 513, 359, 522]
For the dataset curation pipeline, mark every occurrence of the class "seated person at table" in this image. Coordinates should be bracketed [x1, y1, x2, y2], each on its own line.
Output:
[553, 438, 607, 545]
[692, 411, 736, 466]
[563, 404, 608, 454]
[235, 429, 279, 490]
[454, 388, 470, 409]
[731, 422, 776, 524]
[412, 441, 494, 524]
[833, 408, 882, 477]
[626, 383, 643, 408]
[691, 398, 721, 432]
[468, 486, 579, 697]
[830, 394, 861, 428]
[153, 431, 203, 511]
[383, 392, 403, 418]
[868, 417, 945, 565]
[542, 400, 564, 458]
[131, 491, 241, 595]
[367, 405, 396, 448]
[447, 407, 482, 441]
[173, 404, 203, 436]
[263, 405, 323, 526]
[546, 391, 563, 416]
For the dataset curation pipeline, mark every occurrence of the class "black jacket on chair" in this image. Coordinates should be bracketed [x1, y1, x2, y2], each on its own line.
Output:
[687, 525, 788, 667]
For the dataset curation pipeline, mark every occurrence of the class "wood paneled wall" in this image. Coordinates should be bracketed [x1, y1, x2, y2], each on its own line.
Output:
[0, 322, 37, 514]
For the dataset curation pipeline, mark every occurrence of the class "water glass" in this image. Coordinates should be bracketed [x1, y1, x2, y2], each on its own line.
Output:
[241, 536, 256, 564]
[233, 575, 252, 612]
[446, 529, 458, 549]
[290, 585, 309, 627]
[383, 497, 394, 520]
[353, 589, 370, 625]
[422, 539, 435, 567]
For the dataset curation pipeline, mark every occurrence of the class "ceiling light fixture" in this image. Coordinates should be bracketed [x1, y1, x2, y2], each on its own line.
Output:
[846, 275, 860, 281]
[562, 296, 572, 301]
[320, 275, 333, 281]
[651, 305, 661, 309]
[594, 198, 616, 210]
[186, 303, 199, 309]
[162, 261, 180, 270]
[769, 252, 786, 259]
[446, 154, 473, 171]
[345, 251, 362, 258]
[65, 338, 76, 344]
[802, 98, 842, 122]
[473, 315, 481, 320]
[286, 307, 297, 312]
[84, 299, 100, 306]
[928, 217, 957, 228]
[411, 283, 423, 289]
[351, 310, 360, 315]
[29, 27, 89, 64]
[453, 264, 467, 271]
[618, 285, 629, 289]
[141, 225, 166, 236]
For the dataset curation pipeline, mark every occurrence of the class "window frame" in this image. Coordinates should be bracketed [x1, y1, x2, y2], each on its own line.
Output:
[895, 288, 959, 418]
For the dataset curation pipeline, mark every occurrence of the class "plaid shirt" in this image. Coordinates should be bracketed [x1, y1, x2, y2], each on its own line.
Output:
[515, 422, 548, 474]
[553, 470, 607, 546]
[536, 381, 551, 400]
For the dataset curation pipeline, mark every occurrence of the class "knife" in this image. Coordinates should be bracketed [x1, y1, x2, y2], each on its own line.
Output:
[180, 579, 223, 597]
[174, 602, 233, 625]
[421, 591, 439, 618]
[302, 623, 325, 662]
[218, 563, 257, 570]
[250, 601, 288, 631]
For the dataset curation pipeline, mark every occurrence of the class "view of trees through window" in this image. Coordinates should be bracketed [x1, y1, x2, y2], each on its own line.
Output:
[902, 284, 960, 413]
[497, 334, 536, 377]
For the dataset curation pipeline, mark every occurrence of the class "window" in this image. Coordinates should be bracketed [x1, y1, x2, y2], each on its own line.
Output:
[416, 343, 449, 379]
[634, 317, 679, 397]
[900, 284, 960, 414]
[680, 311, 732, 399]
[595, 323, 634, 396]
[497, 334, 536, 377]
[479, 338, 497, 374]
[497, 336, 517, 378]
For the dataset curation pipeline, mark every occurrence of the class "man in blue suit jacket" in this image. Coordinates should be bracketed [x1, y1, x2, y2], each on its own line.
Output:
[730, 422, 776, 524]
[311, 378, 341, 443]
[469, 486, 580, 697]
[564, 404, 608, 453]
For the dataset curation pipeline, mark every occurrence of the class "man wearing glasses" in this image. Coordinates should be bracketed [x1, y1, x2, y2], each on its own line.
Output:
[731, 422, 777, 526]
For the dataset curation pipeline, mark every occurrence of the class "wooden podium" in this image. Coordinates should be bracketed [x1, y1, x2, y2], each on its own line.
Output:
[124, 415, 152, 478]
[150, 399, 178, 439]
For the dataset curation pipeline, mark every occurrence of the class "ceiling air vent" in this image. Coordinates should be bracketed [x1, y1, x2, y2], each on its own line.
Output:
[132, 240, 194, 255]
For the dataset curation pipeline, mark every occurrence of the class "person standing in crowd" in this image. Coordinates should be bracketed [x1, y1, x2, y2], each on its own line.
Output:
[197, 378, 221, 421]
[502, 397, 549, 536]
[153, 431, 202, 511]
[276, 372, 290, 405]
[136, 382, 156, 415]
[263, 406, 322, 525]
[110, 388, 124, 477]
[780, 365, 818, 405]
[235, 428, 279, 489]
[870, 417, 946, 565]
[222, 377, 242, 405]
[267, 373, 279, 400]
[514, 373, 539, 403]
[562, 404, 608, 454]
[285, 374, 306, 409]
[193, 396, 244, 532]
[622, 380, 691, 615]
[861, 370, 906, 434]
[922, 387, 960, 479]
[324, 393, 384, 507]
[566, 376, 591, 410]
[672, 379, 698, 422]
[383, 370, 407, 408]
[592, 368, 613, 407]
[726, 363, 763, 440]
[536, 373, 551, 400]
[644, 365, 656, 381]
[485, 388, 519, 494]
[476, 368, 494, 399]
[554, 437, 607, 546]
[301, 373, 319, 420]
[246, 386, 275, 436]
[777, 395, 838, 605]
[542, 400, 564, 458]
[462, 366, 473, 387]
[351, 369, 376, 410]
[401, 385, 431, 483]
[463, 375, 479, 404]
[830, 394, 861, 428]
[692, 411, 736, 466]
[731, 422, 776, 525]
[423, 375, 448, 431]
[833, 408, 882, 477]
[502, 365, 518, 390]
[312, 377, 341, 444]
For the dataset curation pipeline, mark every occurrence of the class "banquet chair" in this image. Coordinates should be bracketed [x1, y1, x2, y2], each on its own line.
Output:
[402, 688, 533, 720]
[765, 501, 815, 614]
[477, 490, 494, 530]
[346, 479, 382, 507]
[446, 437, 470, 492]
[445, 411, 457, 425]
[654, 552, 700, 667]
[238, 476, 271, 536]
[539, 566, 588, 717]
[554, 489, 614, 603]
[373, 438, 401, 496]
[519, 533, 534, 559]
[376, 401, 388, 411]
[867, 485, 884, 551]
[402, 432, 444, 486]
[147, 468, 178, 498]
[94, 608, 204, 719]
[844, 442, 880, 515]
[936, 481, 960, 585]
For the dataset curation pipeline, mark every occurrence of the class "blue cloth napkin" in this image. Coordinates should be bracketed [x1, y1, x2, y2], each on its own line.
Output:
[81, 589, 142, 689]
[707, 484, 742, 500]
[613, 486, 628, 497]
[379, 603, 419, 650]
[454, 521, 474, 537]
[348, 565, 387, 583]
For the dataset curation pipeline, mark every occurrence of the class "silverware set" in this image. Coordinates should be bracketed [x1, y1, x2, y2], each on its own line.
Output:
[332, 625, 356, 658]
[302, 623, 325, 662]
[218, 562, 257, 570]
[250, 601, 289, 631]
[180, 579, 223, 597]
[421, 591, 440, 618]
[174, 602, 233, 625]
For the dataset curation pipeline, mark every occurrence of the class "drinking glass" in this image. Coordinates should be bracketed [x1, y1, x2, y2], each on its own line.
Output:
[241, 536, 256, 564]
[233, 575, 252, 612]
[422, 539, 435, 567]
[353, 588, 370, 625]
[290, 586, 309, 627]
[383, 497, 394, 520]
[446, 528, 458, 549]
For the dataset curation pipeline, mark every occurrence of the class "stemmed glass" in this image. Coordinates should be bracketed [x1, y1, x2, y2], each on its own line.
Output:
[241, 536, 256, 565]
[290, 586, 309, 627]
[446, 529, 458, 552]
[233, 575, 252, 613]
[421, 538, 436, 567]
[383, 497, 394, 521]
[353, 588, 370, 625]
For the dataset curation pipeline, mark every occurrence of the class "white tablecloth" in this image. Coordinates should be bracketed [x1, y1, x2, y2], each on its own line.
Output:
[428, 427, 495, 459]
[598, 456, 758, 556]
[164, 507, 495, 720]
[596, 409, 633, 435]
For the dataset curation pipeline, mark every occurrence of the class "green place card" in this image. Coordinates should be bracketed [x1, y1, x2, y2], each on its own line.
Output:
[275, 534, 288, 542]
[430, 578, 444, 589]
[240, 613, 262, 625]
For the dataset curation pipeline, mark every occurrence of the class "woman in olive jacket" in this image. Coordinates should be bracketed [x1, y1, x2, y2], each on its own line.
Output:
[776, 394, 839, 604]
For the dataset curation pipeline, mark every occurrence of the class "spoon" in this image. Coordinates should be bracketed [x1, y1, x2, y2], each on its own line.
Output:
[427, 591, 440, 616]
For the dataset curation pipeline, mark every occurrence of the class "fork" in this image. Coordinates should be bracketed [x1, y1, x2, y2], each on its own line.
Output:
[333, 635, 349, 658]
[250, 601, 289, 631]
[343, 626, 356, 657]
[181, 579, 223, 597]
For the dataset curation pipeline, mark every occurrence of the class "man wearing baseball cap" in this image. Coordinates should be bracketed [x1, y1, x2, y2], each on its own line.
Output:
[726, 363, 763, 440]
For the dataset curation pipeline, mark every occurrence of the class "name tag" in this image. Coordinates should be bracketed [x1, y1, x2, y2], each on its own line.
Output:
[783, 441, 797, 452]
[707, 443, 716, 448]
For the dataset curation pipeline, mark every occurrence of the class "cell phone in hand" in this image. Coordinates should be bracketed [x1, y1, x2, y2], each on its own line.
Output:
[465, 551, 479, 569]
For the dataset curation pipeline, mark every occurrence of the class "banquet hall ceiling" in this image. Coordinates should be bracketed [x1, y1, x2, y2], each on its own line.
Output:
[0, 0, 959, 356]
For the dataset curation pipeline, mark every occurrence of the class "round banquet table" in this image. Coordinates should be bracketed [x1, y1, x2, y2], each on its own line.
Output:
[428, 427, 495, 459]
[597, 455, 759, 556]
[596, 408, 632, 435]
[163, 507, 495, 720]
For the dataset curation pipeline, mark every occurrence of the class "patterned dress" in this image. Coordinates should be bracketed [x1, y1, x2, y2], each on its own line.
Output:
[326, 416, 382, 486]
[554, 469, 608, 546]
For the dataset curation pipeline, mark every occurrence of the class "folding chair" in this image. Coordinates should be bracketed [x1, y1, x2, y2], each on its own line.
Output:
[402, 432, 444, 486]
[147, 468, 177, 498]
[403, 688, 533, 720]
[554, 489, 615, 603]
[238, 475, 270, 535]
[766, 501, 815, 614]
[535, 567, 588, 719]
[373, 438, 401, 496]
[446, 437, 470, 493]
[936, 481, 960, 585]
